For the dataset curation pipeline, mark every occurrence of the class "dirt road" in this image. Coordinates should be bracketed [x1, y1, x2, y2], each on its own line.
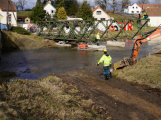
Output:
[56, 64, 161, 120]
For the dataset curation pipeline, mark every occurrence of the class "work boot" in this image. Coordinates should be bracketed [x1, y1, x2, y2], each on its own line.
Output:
[104, 75, 109, 80]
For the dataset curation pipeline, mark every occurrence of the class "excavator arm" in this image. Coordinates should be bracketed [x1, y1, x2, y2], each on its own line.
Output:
[131, 25, 161, 64]
[114, 25, 161, 69]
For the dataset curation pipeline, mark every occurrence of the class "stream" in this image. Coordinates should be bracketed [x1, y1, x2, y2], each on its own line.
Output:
[0, 39, 160, 80]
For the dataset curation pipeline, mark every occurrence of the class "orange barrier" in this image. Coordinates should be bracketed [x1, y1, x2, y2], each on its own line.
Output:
[109, 25, 115, 31]
[78, 44, 88, 49]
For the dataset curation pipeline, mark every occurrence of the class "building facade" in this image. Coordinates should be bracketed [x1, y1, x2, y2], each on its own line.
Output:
[93, 6, 113, 20]
[138, 4, 161, 27]
[123, 3, 142, 14]
[0, 0, 17, 28]
[43, 1, 56, 18]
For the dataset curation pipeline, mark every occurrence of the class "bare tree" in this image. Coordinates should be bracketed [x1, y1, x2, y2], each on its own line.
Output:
[137, 0, 149, 4]
[121, 0, 131, 8]
[18, 0, 27, 11]
[155, 0, 161, 4]
[110, 0, 120, 13]
[95, 0, 109, 11]
[14, 1, 20, 10]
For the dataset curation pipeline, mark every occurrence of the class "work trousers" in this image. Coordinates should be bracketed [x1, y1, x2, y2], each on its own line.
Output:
[96, 39, 99, 46]
[103, 66, 111, 78]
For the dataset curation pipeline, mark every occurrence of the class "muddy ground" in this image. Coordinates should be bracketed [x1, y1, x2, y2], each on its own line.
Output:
[1, 31, 161, 119]
[56, 55, 161, 120]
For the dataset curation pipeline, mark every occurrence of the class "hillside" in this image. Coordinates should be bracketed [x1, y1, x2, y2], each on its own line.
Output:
[17, 11, 32, 17]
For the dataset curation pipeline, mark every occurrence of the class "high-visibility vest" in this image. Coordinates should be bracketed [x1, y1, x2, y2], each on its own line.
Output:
[98, 54, 112, 66]
[96, 34, 100, 39]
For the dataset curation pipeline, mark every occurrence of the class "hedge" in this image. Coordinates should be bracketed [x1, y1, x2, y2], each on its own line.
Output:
[11, 26, 31, 35]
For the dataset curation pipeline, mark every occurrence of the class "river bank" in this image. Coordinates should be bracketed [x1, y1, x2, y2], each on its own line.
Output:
[0, 53, 161, 120]
[1, 31, 58, 51]
[0, 31, 161, 119]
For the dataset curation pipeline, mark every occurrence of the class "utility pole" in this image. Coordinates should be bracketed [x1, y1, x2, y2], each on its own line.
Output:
[7, 0, 9, 31]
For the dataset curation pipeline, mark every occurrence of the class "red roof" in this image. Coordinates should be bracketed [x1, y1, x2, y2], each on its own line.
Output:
[137, 4, 161, 16]
[146, 7, 161, 16]
[138, 4, 161, 9]
[0, 0, 17, 12]
[92, 6, 111, 18]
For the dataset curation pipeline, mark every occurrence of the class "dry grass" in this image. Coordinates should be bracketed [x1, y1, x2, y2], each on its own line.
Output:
[0, 75, 103, 120]
[3, 31, 44, 42]
[115, 54, 161, 89]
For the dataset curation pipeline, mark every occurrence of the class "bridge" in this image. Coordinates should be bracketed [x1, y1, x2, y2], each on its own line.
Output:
[36, 19, 149, 42]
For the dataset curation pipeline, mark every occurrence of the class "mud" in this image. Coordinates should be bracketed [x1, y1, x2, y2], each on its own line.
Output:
[56, 62, 161, 120]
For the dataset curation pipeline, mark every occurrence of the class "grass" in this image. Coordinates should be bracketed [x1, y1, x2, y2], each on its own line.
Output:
[107, 13, 136, 20]
[0, 75, 109, 120]
[114, 54, 161, 89]
[17, 11, 32, 17]
[2, 30, 44, 42]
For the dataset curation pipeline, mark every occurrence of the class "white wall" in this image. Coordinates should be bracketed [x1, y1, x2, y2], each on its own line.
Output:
[124, 6, 129, 13]
[148, 17, 161, 27]
[129, 4, 141, 14]
[93, 8, 111, 20]
[123, 4, 141, 14]
[0, 10, 17, 26]
[44, 3, 56, 18]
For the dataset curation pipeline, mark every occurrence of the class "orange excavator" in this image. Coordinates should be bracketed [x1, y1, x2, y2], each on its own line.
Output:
[114, 25, 161, 69]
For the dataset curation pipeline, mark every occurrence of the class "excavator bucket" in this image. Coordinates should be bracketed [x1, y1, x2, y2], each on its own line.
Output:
[114, 60, 124, 70]
[114, 57, 132, 70]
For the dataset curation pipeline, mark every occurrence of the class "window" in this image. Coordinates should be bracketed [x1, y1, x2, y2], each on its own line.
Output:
[101, 18, 105, 20]
[136, 7, 138, 9]
[133, 7, 134, 9]
[94, 18, 97, 20]
[8, 14, 11, 22]
[51, 10, 54, 13]
[137, 11, 139, 13]
[132, 11, 134, 13]
[97, 11, 101, 15]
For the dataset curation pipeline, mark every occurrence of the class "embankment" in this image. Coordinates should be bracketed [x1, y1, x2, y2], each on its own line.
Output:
[1, 30, 57, 51]
[0, 30, 161, 119]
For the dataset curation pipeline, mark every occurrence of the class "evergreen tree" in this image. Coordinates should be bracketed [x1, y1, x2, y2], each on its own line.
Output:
[42, 0, 48, 5]
[64, 0, 78, 16]
[76, 1, 94, 20]
[69, 2, 79, 16]
[55, 0, 65, 18]
[29, 3, 46, 23]
[57, 7, 67, 20]
[36, 0, 41, 4]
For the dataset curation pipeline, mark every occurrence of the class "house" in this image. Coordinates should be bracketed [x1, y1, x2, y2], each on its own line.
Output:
[92, 6, 117, 31]
[43, 0, 56, 18]
[17, 11, 31, 24]
[138, 4, 161, 27]
[0, 0, 17, 28]
[92, 6, 113, 20]
[122, 3, 141, 14]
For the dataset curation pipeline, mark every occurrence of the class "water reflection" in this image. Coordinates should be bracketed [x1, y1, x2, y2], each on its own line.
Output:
[0, 39, 160, 80]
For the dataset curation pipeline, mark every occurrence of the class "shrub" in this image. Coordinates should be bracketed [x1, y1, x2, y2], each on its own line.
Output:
[57, 7, 67, 20]
[11, 27, 31, 35]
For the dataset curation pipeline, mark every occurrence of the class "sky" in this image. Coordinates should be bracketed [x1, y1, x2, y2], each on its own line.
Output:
[12, 0, 156, 10]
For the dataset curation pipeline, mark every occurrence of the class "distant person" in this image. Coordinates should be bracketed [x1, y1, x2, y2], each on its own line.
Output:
[143, 12, 148, 19]
[137, 14, 141, 27]
[97, 49, 112, 80]
[27, 24, 31, 32]
[96, 32, 100, 46]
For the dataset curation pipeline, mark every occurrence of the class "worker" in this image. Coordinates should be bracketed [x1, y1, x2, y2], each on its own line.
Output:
[27, 24, 31, 32]
[97, 49, 112, 80]
[143, 12, 148, 19]
[96, 32, 100, 46]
